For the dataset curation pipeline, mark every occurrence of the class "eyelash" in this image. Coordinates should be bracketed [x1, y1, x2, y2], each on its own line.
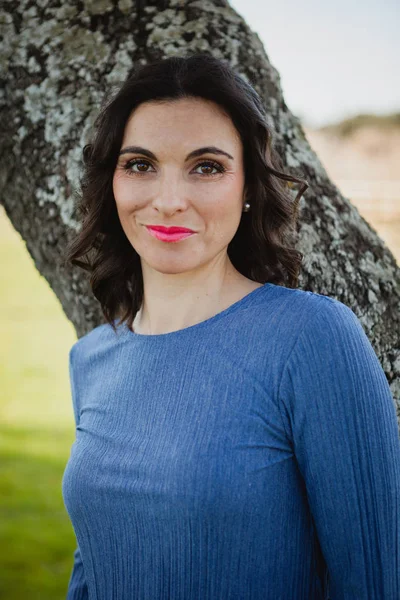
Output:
[122, 158, 226, 177]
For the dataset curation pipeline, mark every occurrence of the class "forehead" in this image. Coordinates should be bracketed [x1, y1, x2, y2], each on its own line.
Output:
[121, 97, 242, 150]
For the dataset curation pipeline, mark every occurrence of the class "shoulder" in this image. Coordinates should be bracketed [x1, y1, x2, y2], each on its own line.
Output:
[69, 320, 125, 366]
[259, 284, 372, 374]
[252, 283, 358, 342]
[296, 290, 362, 342]
[285, 287, 363, 349]
[274, 282, 352, 310]
[255, 282, 350, 313]
[232, 283, 362, 378]
[276, 287, 374, 371]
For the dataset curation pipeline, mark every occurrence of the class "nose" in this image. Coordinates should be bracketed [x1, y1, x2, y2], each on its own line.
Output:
[151, 172, 189, 215]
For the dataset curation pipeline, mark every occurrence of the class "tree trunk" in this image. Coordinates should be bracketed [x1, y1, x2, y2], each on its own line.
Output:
[1, 0, 399, 417]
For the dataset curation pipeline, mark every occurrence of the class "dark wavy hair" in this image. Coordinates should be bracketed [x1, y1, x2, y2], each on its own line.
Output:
[63, 53, 308, 333]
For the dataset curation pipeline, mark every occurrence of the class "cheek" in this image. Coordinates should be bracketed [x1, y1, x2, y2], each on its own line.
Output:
[202, 198, 242, 243]
[113, 175, 139, 213]
[208, 187, 243, 220]
[201, 177, 242, 210]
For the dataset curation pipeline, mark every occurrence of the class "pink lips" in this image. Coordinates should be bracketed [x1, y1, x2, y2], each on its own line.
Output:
[145, 226, 196, 243]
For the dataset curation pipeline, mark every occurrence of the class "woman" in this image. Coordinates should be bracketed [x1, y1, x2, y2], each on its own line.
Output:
[62, 53, 400, 599]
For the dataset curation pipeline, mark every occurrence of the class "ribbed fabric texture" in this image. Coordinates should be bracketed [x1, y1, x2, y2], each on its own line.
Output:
[62, 283, 400, 600]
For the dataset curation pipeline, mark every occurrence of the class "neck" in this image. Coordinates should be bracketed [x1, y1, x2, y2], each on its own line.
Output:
[132, 257, 257, 335]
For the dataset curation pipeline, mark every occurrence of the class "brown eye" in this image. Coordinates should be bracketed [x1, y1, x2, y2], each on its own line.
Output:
[135, 162, 149, 172]
[124, 159, 154, 174]
[199, 164, 214, 175]
[194, 160, 225, 176]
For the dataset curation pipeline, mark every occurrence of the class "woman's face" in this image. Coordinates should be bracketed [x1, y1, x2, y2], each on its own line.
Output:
[113, 97, 245, 276]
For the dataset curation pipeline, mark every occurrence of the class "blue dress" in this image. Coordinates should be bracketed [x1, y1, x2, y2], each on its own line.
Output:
[62, 283, 400, 599]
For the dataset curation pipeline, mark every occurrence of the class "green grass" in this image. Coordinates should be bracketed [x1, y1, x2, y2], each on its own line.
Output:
[0, 425, 76, 599]
[0, 206, 78, 599]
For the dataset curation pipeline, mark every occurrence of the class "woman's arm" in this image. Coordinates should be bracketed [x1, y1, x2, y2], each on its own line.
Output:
[65, 345, 89, 600]
[66, 545, 89, 600]
[278, 296, 400, 599]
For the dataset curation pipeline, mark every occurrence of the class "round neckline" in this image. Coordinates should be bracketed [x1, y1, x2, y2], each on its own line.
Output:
[119, 283, 273, 341]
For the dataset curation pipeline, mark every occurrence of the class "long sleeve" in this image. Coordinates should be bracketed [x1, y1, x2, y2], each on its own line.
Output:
[66, 345, 89, 600]
[66, 545, 88, 600]
[278, 296, 400, 599]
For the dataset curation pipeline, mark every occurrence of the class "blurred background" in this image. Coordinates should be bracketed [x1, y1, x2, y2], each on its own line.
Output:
[1, 0, 399, 597]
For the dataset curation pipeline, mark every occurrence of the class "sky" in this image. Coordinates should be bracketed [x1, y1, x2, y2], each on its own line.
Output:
[229, 0, 400, 128]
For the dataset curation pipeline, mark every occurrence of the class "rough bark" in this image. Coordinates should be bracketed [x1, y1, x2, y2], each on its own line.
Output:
[1, 0, 399, 416]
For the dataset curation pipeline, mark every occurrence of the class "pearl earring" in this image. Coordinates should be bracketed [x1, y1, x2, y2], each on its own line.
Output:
[243, 202, 251, 212]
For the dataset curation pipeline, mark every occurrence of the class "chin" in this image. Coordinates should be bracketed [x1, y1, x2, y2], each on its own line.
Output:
[141, 252, 207, 276]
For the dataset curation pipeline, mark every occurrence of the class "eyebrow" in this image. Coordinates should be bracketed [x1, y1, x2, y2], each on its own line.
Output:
[118, 145, 234, 161]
